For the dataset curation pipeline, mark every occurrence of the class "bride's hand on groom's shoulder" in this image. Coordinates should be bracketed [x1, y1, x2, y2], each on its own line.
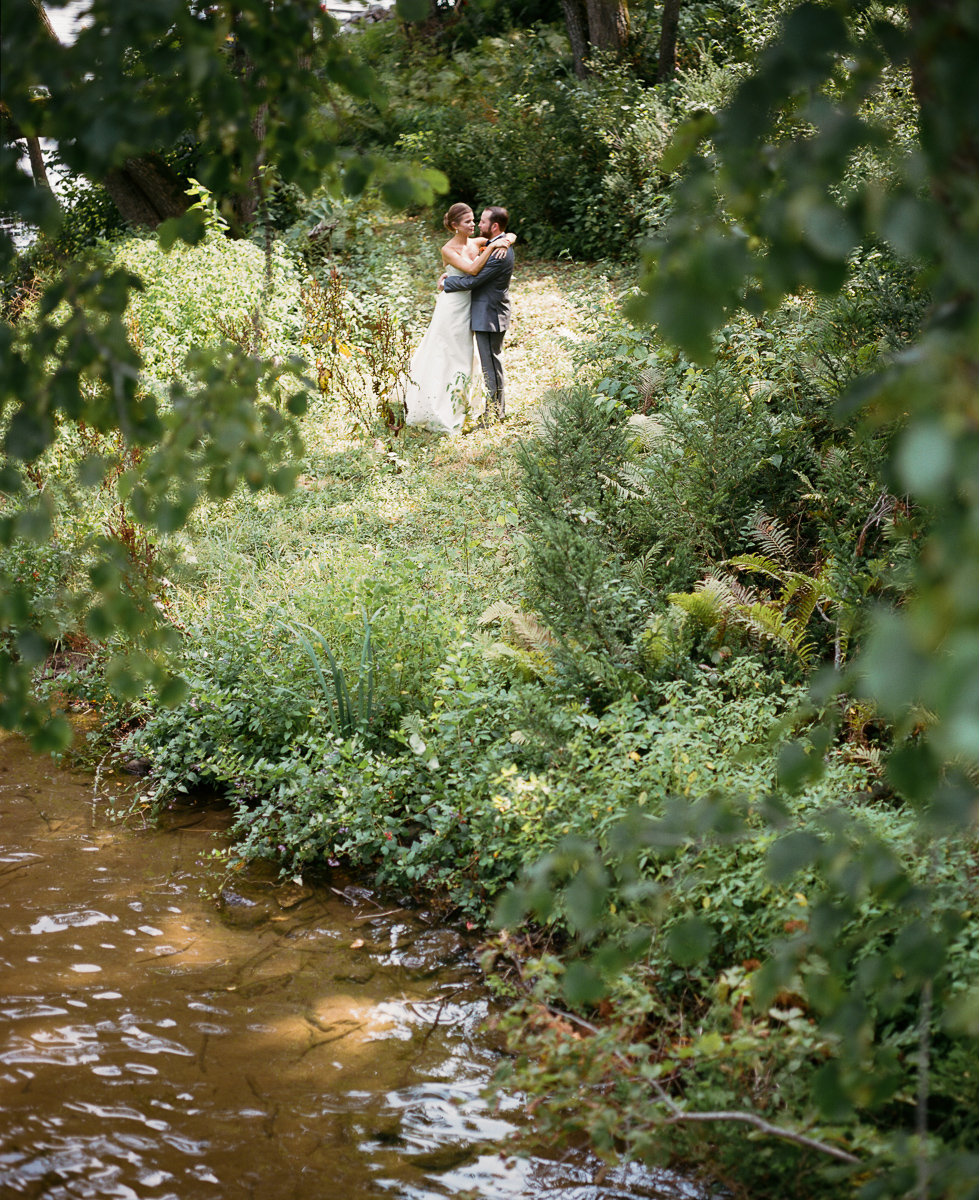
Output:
[490, 234, 515, 261]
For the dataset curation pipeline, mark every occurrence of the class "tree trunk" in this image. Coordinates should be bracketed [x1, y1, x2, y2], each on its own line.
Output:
[585, 0, 629, 53]
[1, 107, 52, 190]
[32, 0, 57, 42]
[657, 0, 682, 83]
[103, 154, 190, 229]
[561, 0, 590, 78]
[229, 104, 268, 233]
[21, 3, 55, 187]
[26, 134, 51, 188]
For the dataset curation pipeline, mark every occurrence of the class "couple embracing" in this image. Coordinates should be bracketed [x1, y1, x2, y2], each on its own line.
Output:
[402, 203, 516, 435]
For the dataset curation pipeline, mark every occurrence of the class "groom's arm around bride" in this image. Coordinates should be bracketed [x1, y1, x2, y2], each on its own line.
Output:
[441, 206, 514, 420]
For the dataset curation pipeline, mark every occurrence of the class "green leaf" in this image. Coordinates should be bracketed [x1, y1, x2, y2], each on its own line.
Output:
[666, 917, 716, 967]
[30, 715, 73, 754]
[766, 831, 822, 884]
[886, 742, 939, 804]
[158, 675, 189, 708]
[493, 885, 529, 930]
[342, 159, 372, 198]
[811, 1061, 854, 1121]
[395, 0, 429, 21]
[157, 209, 207, 251]
[660, 111, 717, 174]
[105, 657, 143, 701]
[4, 408, 53, 461]
[859, 612, 927, 717]
[380, 174, 421, 211]
[563, 867, 608, 938]
[15, 630, 49, 666]
[895, 421, 954, 497]
[562, 960, 607, 1005]
[891, 920, 945, 985]
[777, 740, 822, 794]
[945, 985, 979, 1037]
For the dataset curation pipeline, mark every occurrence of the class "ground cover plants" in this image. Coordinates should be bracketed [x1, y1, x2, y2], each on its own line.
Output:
[4, 2, 978, 1197]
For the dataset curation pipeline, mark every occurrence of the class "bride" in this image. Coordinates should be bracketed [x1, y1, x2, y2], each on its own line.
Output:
[402, 203, 516, 434]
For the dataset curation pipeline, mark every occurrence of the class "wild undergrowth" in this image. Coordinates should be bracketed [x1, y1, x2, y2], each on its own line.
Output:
[10, 57, 975, 1200]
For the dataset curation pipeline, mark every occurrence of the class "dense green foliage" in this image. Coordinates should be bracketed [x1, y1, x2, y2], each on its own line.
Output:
[332, 9, 764, 257]
[1, 0, 446, 745]
[4, 1, 978, 1197]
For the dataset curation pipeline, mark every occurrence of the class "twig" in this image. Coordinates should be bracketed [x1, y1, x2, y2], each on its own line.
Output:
[541, 1004, 860, 1167]
[137, 938, 197, 961]
[351, 907, 404, 923]
[418, 987, 463, 1050]
[330, 886, 384, 909]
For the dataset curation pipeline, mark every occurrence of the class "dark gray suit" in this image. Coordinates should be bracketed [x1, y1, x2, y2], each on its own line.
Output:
[442, 239, 513, 418]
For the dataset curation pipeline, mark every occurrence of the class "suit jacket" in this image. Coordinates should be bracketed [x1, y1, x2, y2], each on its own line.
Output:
[442, 241, 513, 332]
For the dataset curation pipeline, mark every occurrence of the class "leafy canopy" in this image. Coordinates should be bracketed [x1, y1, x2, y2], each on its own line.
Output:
[0, 0, 445, 747]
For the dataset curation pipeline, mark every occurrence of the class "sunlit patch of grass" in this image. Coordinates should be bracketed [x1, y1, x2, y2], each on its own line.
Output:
[168, 225, 629, 641]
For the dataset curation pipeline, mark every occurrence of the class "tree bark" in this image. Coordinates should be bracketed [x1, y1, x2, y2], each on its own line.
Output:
[103, 154, 190, 229]
[657, 0, 682, 83]
[26, 133, 51, 188]
[229, 104, 268, 233]
[560, 0, 590, 78]
[585, 0, 629, 53]
[1, 107, 52, 189]
[32, 0, 57, 41]
[21, 2, 56, 187]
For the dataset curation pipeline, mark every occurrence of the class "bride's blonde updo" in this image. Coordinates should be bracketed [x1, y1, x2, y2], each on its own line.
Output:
[443, 202, 472, 231]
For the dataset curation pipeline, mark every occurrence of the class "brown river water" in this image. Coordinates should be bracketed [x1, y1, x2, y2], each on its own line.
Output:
[0, 733, 704, 1200]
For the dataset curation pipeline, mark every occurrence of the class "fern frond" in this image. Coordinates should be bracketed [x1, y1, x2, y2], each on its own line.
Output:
[794, 470, 825, 501]
[751, 510, 795, 566]
[478, 600, 519, 626]
[727, 553, 787, 586]
[485, 642, 555, 682]
[597, 470, 649, 500]
[668, 588, 724, 628]
[701, 571, 758, 610]
[780, 574, 819, 628]
[400, 713, 424, 738]
[627, 413, 666, 449]
[629, 545, 663, 593]
[845, 746, 884, 777]
[620, 463, 651, 494]
[638, 368, 663, 404]
[509, 611, 559, 652]
[479, 601, 557, 653]
[739, 603, 814, 663]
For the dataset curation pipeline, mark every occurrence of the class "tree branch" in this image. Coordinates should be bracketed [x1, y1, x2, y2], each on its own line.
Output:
[659, 1110, 860, 1165]
[543, 1004, 861, 1167]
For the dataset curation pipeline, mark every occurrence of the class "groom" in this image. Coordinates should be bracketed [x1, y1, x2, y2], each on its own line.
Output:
[439, 205, 513, 422]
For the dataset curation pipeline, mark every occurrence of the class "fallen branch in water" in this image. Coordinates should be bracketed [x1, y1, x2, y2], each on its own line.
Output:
[351, 908, 404, 923]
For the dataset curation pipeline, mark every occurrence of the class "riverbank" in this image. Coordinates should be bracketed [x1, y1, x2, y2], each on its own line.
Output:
[1, 729, 703, 1199]
[16, 220, 979, 1199]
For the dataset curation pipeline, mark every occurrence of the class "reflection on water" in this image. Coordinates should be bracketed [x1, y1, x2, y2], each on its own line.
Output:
[0, 734, 701, 1199]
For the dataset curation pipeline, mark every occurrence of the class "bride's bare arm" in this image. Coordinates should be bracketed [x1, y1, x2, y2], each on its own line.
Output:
[441, 233, 517, 275]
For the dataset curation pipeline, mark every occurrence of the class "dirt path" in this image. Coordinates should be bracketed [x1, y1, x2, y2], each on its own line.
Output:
[505, 262, 588, 414]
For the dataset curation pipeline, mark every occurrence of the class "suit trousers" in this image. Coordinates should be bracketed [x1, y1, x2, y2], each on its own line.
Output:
[474, 330, 506, 417]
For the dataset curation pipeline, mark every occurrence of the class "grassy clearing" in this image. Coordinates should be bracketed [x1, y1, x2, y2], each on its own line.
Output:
[168, 227, 629, 639]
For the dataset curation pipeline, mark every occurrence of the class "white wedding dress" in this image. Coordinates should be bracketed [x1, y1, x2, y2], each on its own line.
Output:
[402, 265, 485, 434]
